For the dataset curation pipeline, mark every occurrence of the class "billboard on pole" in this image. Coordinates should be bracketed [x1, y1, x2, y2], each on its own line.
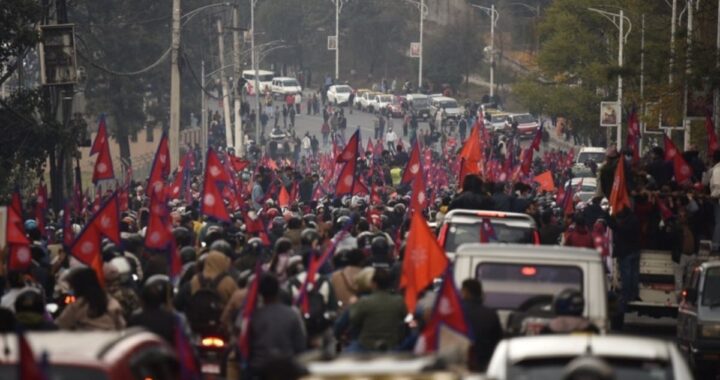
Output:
[410, 42, 421, 58]
[600, 101, 620, 127]
[327, 36, 337, 51]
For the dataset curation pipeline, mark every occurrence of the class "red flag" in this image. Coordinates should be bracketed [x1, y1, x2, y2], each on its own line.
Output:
[336, 130, 360, 163]
[147, 132, 171, 196]
[94, 192, 121, 245]
[519, 147, 534, 175]
[530, 123, 543, 151]
[145, 191, 173, 250]
[609, 160, 631, 215]
[458, 158, 480, 188]
[706, 114, 719, 160]
[400, 211, 449, 313]
[17, 331, 47, 380]
[35, 181, 48, 235]
[229, 155, 250, 172]
[458, 121, 483, 163]
[366, 137, 374, 157]
[63, 204, 73, 248]
[7, 198, 29, 245]
[335, 159, 357, 196]
[657, 197, 674, 221]
[480, 218, 497, 243]
[175, 317, 201, 380]
[402, 141, 422, 185]
[663, 135, 692, 184]
[626, 108, 641, 163]
[70, 223, 105, 286]
[533, 171, 556, 192]
[278, 186, 290, 208]
[8, 244, 33, 271]
[201, 149, 231, 222]
[414, 269, 472, 354]
[91, 117, 115, 184]
[410, 164, 428, 212]
[238, 263, 262, 361]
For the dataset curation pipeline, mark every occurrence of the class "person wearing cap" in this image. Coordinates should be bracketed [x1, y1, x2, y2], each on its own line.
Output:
[14, 289, 57, 331]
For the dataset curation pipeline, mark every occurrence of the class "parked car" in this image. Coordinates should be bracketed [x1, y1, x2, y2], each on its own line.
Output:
[504, 113, 539, 137]
[359, 91, 379, 112]
[406, 93, 431, 119]
[372, 94, 394, 114]
[271, 77, 302, 98]
[678, 257, 720, 374]
[430, 96, 463, 124]
[385, 95, 406, 118]
[242, 69, 274, 95]
[453, 244, 609, 334]
[485, 335, 693, 380]
[326, 84, 353, 106]
[484, 110, 511, 132]
[353, 88, 371, 109]
[437, 209, 539, 258]
[0, 329, 178, 380]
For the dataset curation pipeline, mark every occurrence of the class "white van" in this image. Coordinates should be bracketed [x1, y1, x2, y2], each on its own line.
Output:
[576, 146, 607, 166]
[242, 69, 274, 95]
[271, 77, 302, 98]
[453, 244, 609, 334]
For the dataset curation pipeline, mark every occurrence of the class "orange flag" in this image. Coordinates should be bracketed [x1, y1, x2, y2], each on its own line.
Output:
[401, 212, 449, 314]
[609, 160, 631, 215]
[458, 120, 483, 163]
[533, 171, 555, 192]
[278, 185, 290, 208]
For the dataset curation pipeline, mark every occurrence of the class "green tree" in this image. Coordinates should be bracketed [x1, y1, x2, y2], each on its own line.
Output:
[424, 14, 484, 91]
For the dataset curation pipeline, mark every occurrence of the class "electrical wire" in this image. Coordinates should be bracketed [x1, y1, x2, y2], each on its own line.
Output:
[76, 47, 171, 77]
[182, 52, 222, 100]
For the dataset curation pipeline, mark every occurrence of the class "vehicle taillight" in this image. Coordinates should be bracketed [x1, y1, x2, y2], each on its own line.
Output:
[200, 337, 225, 348]
[64, 295, 76, 305]
[521, 266, 537, 276]
[437, 224, 448, 248]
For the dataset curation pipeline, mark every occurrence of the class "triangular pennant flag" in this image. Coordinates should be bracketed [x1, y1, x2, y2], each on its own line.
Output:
[238, 263, 262, 362]
[402, 141, 422, 185]
[147, 131, 171, 196]
[533, 171, 555, 192]
[410, 164, 427, 212]
[201, 149, 231, 222]
[663, 135, 692, 185]
[278, 186, 290, 208]
[17, 330, 48, 380]
[609, 160, 631, 215]
[336, 129, 360, 163]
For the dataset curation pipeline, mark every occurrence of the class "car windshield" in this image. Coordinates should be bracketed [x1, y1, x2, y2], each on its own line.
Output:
[475, 263, 583, 310]
[508, 358, 671, 380]
[491, 115, 507, 122]
[335, 86, 351, 93]
[258, 74, 274, 81]
[578, 152, 606, 164]
[379, 95, 393, 102]
[702, 267, 720, 306]
[412, 98, 429, 107]
[283, 79, 299, 86]
[444, 222, 534, 252]
[440, 100, 458, 108]
[514, 114, 536, 123]
[0, 365, 108, 380]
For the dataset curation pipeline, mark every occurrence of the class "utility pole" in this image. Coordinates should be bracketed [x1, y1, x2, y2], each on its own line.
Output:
[216, 18, 233, 151]
[419, 0, 424, 89]
[716, 0, 720, 135]
[670, 0, 677, 85]
[233, 6, 243, 157]
[470, 4, 499, 98]
[170, 0, 181, 168]
[201, 60, 208, 168]
[331, 0, 348, 80]
[683, 0, 694, 151]
[640, 14, 645, 155]
[251, 0, 261, 145]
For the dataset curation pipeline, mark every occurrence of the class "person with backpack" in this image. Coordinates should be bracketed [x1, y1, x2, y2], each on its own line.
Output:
[185, 251, 238, 333]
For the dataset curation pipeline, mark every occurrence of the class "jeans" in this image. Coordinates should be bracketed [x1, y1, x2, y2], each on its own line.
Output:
[619, 252, 640, 303]
[713, 201, 720, 250]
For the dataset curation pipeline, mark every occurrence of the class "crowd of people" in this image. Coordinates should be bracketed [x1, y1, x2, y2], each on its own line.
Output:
[2, 88, 719, 379]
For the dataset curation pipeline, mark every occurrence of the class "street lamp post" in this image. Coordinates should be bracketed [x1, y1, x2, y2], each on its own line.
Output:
[250, 0, 261, 147]
[588, 7, 631, 150]
[471, 4, 499, 98]
[331, 0, 349, 81]
[402, 0, 429, 92]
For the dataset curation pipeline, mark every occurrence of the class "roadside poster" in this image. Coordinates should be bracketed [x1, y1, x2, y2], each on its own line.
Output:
[327, 35, 337, 51]
[410, 42, 421, 58]
[600, 101, 620, 127]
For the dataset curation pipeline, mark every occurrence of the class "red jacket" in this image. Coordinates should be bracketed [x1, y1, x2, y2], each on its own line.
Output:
[564, 226, 594, 249]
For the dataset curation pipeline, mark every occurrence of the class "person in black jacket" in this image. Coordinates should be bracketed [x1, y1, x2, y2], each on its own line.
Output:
[461, 279, 502, 372]
[449, 175, 495, 211]
[607, 207, 641, 305]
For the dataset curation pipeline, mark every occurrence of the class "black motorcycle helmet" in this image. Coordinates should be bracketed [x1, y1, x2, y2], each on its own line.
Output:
[14, 289, 45, 315]
[370, 235, 391, 259]
[271, 216, 286, 233]
[274, 237, 293, 254]
[172, 226, 192, 247]
[210, 239, 234, 258]
[141, 274, 171, 309]
[179, 246, 197, 264]
[300, 228, 321, 247]
[553, 288, 585, 316]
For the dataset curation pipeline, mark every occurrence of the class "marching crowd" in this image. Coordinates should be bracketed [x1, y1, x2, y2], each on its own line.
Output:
[2, 98, 719, 379]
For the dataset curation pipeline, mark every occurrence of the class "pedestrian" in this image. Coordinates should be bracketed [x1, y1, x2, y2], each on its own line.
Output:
[289, 106, 296, 128]
[282, 105, 288, 128]
[310, 135, 319, 157]
[294, 92, 302, 114]
[385, 127, 398, 153]
[274, 106, 280, 128]
[378, 115, 386, 141]
[307, 96, 312, 115]
[321, 121, 330, 146]
[461, 278, 502, 372]
[302, 132, 311, 158]
[348, 91, 355, 115]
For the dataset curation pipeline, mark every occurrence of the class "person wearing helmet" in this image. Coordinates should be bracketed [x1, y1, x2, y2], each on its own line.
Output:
[543, 288, 598, 334]
[269, 216, 287, 245]
[14, 289, 57, 331]
[284, 216, 304, 251]
[128, 275, 182, 344]
[104, 260, 141, 322]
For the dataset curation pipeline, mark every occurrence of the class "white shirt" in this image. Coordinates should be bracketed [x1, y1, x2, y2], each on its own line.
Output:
[710, 162, 720, 198]
[386, 130, 398, 143]
[302, 136, 311, 149]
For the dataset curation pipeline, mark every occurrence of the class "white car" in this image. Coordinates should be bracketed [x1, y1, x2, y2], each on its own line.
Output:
[504, 113, 539, 137]
[430, 96, 464, 123]
[359, 91, 380, 112]
[576, 146, 607, 166]
[486, 335, 693, 380]
[564, 177, 598, 203]
[372, 94, 394, 114]
[242, 69, 274, 95]
[326, 84, 353, 106]
[485, 111, 510, 132]
[270, 77, 302, 98]
[353, 88, 371, 109]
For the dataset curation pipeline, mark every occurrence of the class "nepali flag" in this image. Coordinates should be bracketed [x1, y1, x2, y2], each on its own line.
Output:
[201, 149, 232, 222]
[557, 182, 575, 215]
[147, 131, 171, 196]
[244, 213, 271, 246]
[17, 330, 49, 380]
[336, 129, 360, 163]
[175, 316, 201, 380]
[402, 141, 422, 185]
[530, 122, 544, 151]
[8, 190, 31, 270]
[91, 115, 115, 184]
[414, 267, 472, 354]
[410, 163, 428, 212]
[228, 155, 250, 172]
[35, 181, 48, 237]
[62, 203, 74, 250]
[238, 263, 262, 362]
[663, 135, 693, 185]
[480, 218, 497, 243]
